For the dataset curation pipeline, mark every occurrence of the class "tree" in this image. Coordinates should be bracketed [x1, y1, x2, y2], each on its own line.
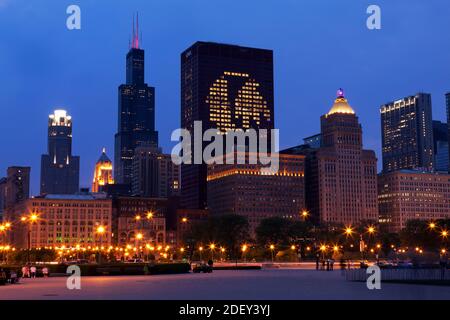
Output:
[255, 217, 291, 247]
[400, 219, 450, 251]
[183, 214, 251, 261]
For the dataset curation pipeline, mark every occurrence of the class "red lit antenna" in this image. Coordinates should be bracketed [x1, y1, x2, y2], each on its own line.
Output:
[131, 12, 140, 49]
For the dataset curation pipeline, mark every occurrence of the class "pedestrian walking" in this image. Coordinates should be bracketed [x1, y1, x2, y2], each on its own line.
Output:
[330, 258, 335, 271]
[315, 254, 320, 271]
[42, 267, 49, 278]
[21, 266, 29, 279]
[30, 265, 37, 278]
[326, 259, 330, 271]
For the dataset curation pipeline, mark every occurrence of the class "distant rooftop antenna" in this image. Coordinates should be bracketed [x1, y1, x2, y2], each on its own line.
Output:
[131, 12, 140, 49]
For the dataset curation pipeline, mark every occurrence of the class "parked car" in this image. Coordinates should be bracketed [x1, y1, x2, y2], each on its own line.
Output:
[192, 263, 213, 273]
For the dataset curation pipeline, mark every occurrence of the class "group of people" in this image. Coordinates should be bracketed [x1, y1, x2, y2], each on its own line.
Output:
[315, 257, 335, 271]
[21, 265, 49, 278]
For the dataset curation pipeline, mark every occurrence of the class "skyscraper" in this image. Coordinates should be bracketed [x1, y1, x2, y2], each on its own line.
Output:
[132, 144, 180, 198]
[92, 148, 114, 192]
[446, 92, 450, 173]
[0, 166, 30, 218]
[115, 17, 158, 185]
[180, 42, 274, 209]
[296, 89, 378, 224]
[40, 110, 80, 195]
[380, 93, 434, 173]
[432, 120, 449, 172]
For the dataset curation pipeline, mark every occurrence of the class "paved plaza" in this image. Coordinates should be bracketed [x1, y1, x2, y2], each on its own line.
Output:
[1, 269, 449, 300]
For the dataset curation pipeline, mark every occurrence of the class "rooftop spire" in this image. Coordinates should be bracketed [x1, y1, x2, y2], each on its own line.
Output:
[131, 12, 140, 49]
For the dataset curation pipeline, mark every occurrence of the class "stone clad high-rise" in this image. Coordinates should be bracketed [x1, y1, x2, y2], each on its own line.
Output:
[302, 89, 378, 224]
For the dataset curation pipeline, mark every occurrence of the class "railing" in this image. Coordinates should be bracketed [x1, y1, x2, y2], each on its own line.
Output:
[346, 268, 450, 282]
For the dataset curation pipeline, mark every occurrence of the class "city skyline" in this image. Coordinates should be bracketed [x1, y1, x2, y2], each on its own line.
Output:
[1, 1, 450, 194]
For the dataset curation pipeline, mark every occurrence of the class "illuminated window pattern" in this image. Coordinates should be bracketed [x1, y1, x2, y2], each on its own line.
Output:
[206, 72, 271, 132]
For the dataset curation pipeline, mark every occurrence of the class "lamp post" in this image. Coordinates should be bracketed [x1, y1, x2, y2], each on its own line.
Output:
[136, 232, 143, 259]
[96, 226, 106, 264]
[22, 214, 38, 264]
[209, 243, 215, 261]
[269, 244, 275, 262]
[241, 244, 248, 263]
[199, 246, 203, 261]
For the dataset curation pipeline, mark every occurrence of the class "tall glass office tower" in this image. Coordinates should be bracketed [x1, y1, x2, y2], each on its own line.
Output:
[114, 17, 158, 185]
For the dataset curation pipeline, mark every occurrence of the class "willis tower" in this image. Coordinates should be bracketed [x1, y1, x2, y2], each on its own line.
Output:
[115, 16, 158, 185]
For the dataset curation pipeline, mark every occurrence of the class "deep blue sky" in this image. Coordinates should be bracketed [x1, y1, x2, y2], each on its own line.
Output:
[0, 0, 449, 195]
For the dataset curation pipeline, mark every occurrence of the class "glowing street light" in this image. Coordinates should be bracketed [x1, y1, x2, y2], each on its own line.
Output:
[182, 217, 188, 223]
[269, 244, 275, 262]
[429, 222, 436, 230]
[136, 233, 143, 240]
[367, 226, 376, 234]
[344, 226, 354, 236]
[301, 210, 309, 220]
[209, 243, 215, 260]
[96, 225, 106, 264]
[146, 211, 154, 219]
[441, 230, 448, 238]
[291, 245, 296, 250]
[96, 226, 106, 234]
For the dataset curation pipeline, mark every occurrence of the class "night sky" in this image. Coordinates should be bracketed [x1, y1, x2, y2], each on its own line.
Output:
[0, 0, 449, 195]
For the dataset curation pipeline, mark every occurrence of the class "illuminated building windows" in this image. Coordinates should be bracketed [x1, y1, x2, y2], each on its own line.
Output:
[206, 72, 271, 132]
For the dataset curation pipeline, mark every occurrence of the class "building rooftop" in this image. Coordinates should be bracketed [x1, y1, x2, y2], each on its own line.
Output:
[327, 88, 355, 116]
[34, 193, 108, 200]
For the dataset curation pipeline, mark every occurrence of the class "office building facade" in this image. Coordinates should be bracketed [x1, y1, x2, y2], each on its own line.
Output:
[432, 120, 449, 172]
[446, 92, 450, 173]
[6, 194, 112, 249]
[132, 145, 180, 198]
[181, 42, 274, 209]
[207, 152, 305, 232]
[380, 93, 434, 172]
[378, 170, 450, 232]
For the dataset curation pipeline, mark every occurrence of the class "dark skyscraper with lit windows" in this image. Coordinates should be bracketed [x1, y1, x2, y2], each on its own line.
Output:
[180, 42, 274, 209]
[447, 92, 450, 173]
[114, 18, 158, 185]
[40, 110, 80, 195]
[380, 93, 434, 173]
